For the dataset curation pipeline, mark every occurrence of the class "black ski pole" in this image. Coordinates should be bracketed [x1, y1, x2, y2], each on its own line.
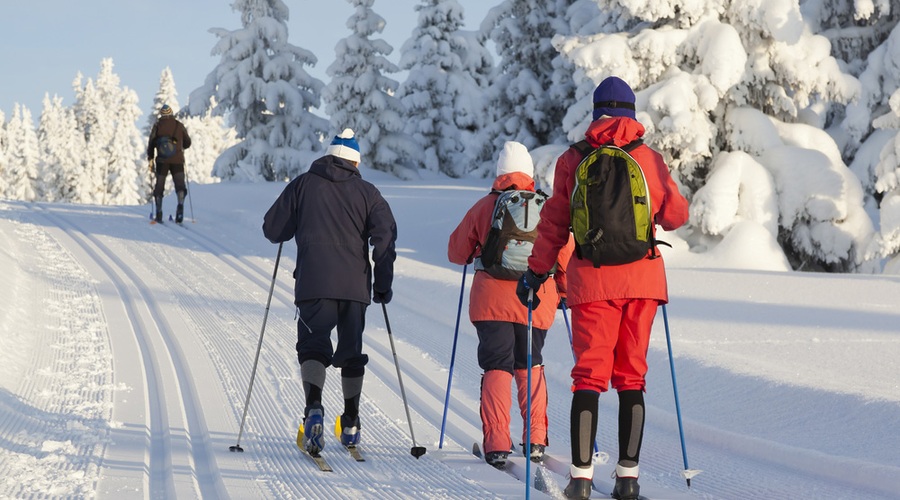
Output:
[230, 242, 283, 452]
[148, 159, 155, 220]
[381, 303, 427, 458]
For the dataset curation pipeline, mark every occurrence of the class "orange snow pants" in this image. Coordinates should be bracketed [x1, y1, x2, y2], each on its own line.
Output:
[570, 299, 659, 393]
[480, 367, 548, 454]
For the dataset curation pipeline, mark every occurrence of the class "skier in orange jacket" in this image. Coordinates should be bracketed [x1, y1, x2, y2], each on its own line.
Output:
[449, 141, 574, 468]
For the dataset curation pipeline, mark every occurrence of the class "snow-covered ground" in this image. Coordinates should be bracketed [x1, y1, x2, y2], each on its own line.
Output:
[0, 169, 898, 499]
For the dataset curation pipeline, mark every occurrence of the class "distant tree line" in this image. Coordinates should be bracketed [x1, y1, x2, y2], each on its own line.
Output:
[0, 0, 898, 272]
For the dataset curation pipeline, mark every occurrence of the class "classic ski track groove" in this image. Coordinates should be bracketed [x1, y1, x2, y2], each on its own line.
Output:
[30, 206, 226, 499]
[142, 208, 494, 498]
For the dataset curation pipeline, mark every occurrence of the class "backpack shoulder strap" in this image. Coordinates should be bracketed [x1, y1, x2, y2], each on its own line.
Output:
[622, 139, 644, 152]
[572, 140, 593, 156]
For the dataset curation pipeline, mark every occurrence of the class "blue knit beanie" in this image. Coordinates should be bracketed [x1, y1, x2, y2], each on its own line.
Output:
[592, 76, 636, 121]
[326, 128, 361, 163]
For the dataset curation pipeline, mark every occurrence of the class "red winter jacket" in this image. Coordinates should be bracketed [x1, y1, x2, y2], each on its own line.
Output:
[527, 117, 689, 306]
[448, 172, 574, 329]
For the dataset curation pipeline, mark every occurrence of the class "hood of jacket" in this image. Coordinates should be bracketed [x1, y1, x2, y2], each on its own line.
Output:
[310, 155, 361, 182]
[585, 116, 646, 148]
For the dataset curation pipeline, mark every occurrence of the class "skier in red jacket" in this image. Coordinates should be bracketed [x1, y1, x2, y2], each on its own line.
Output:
[517, 77, 689, 500]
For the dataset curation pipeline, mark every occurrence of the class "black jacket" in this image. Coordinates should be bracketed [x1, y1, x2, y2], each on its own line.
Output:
[262, 155, 397, 304]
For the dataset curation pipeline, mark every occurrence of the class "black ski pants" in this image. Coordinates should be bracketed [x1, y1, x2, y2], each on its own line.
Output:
[153, 163, 187, 199]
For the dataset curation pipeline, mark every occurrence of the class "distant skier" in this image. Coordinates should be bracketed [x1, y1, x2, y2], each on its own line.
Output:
[147, 104, 191, 223]
[448, 141, 574, 468]
[262, 128, 397, 455]
[517, 77, 689, 500]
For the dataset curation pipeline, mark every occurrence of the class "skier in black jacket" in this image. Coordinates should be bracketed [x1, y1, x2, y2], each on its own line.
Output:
[262, 128, 397, 455]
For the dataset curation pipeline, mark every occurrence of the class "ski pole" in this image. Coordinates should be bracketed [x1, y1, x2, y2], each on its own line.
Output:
[381, 303, 427, 458]
[439, 264, 468, 449]
[561, 302, 601, 460]
[148, 159, 155, 220]
[230, 242, 283, 452]
[185, 168, 195, 223]
[662, 303, 698, 487]
[525, 289, 534, 500]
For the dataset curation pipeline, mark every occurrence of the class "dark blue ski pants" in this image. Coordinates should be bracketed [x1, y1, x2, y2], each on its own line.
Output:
[296, 299, 369, 369]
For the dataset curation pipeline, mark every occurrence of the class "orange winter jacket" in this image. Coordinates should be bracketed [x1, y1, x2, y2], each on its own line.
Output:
[527, 117, 689, 306]
[448, 172, 574, 329]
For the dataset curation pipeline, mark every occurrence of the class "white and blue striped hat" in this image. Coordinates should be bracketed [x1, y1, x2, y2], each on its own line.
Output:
[326, 128, 361, 163]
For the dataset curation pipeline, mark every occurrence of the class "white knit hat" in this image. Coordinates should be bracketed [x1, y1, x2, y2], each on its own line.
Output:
[325, 128, 361, 163]
[496, 141, 534, 178]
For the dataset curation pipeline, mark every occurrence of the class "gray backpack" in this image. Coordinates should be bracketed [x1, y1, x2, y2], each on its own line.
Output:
[475, 189, 548, 280]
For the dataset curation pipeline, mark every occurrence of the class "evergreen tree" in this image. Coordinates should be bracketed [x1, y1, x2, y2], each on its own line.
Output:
[146, 67, 180, 136]
[188, 0, 329, 181]
[554, 0, 874, 272]
[397, 0, 480, 177]
[71, 76, 107, 204]
[867, 24, 900, 269]
[323, 0, 418, 176]
[37, 94, 86, 202]
[452, 27, 494, 175]
[478, 0, 574, 158]
[5, 104, 39, 201]
[181, 97, 239, 184]
[72, 59, 145, 205]
[0, 110, 8, 197]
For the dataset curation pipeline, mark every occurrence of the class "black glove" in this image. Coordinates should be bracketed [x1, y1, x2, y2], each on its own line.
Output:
[373, 289, 392, 304]
[558, 297, 567, 310]
[516, 269, 548, 309]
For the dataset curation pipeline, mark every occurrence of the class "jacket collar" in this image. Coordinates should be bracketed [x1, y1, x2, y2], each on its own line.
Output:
[491, 172, 535, 192]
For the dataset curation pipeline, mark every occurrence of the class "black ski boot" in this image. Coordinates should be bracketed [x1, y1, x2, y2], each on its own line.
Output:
[563, 477, 591, 499]
[154, 196, 163, 223]
[612, 476, 640, 500]
[175, 204, 184, 223]
[484, 451, 508, 469]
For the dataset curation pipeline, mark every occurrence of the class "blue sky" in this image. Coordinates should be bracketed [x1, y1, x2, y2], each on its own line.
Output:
[1, 1, 491, 120]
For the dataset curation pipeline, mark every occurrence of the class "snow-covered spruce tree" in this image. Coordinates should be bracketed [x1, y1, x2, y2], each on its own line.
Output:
[0, 110, 8, 196]
[553, 0, 875, 272]
[477, 0, 575, 161]
[181, 97, 239, 184]
[4, 104, 39, 201]
[71, 59, 145, 205]
[397, 0, 483, 177]
[188, 0, 328, 182]
[37, 94, 87, 203]
[146, 67, 180, 137]
[867, 23, 900, 271]
[808, 0, 898, 219]
[70, 76, 107, 204]
[323, 0, 418, 176]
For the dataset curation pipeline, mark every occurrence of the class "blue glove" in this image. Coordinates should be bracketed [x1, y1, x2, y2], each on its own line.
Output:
[373, 289, 392, 304]
[516, 269, 548, 309]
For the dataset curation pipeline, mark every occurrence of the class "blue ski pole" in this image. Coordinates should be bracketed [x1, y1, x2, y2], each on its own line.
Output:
[439, 264, 468, 449]
[662, 303, 697, 487]
[525, 289, 534, 500]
